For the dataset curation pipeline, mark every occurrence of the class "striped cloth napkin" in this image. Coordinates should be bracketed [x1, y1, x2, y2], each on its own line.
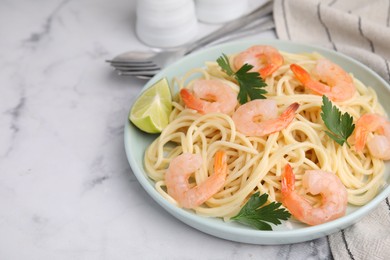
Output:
[273, 0, 390, 259]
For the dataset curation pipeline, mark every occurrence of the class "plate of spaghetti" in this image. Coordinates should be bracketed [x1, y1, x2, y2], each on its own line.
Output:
[124, 39, 390, 244]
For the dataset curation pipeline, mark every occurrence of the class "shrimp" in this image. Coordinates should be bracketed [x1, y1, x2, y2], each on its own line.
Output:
[354, 113, 390, 160]
[232, 99, 299, 137]
[290, 59, 355, 101]
[180, 79, 238, 114]
[281, 164, 348, 226]
[165, 150, 228, 209]
[233, 45, 284, 78]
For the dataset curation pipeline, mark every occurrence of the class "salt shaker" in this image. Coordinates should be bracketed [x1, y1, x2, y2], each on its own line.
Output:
[136, 0, 198, 48]
[194, 0, 249, 24]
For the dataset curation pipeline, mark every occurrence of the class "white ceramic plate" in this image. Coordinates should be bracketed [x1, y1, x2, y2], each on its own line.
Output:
[124, 39, 390, 245]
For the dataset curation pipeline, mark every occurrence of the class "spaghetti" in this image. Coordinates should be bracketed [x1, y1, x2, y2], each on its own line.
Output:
[144, 48, 387, 221]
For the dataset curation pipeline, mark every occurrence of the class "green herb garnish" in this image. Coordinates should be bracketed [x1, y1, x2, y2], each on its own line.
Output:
[217, 54, 267, 104]
[321, 95, 355, 147]
[231, 192, 291, 231]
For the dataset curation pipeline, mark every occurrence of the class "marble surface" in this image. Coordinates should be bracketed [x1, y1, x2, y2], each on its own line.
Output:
[0, 0, 332, 259]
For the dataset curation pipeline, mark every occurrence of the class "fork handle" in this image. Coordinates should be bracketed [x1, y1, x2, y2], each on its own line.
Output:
[184, 0, 274, 54]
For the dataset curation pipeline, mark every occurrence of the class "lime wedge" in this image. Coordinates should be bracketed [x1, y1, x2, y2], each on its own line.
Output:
[129, 78, 172, 133]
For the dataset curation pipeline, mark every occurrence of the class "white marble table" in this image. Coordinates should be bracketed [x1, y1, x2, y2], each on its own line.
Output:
[0, 0, 332, 259]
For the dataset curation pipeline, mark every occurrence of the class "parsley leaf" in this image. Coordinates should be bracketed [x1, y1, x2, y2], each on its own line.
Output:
[216, 54, 235, 76]
[231, 192, 291, 231]
[217, 54, 267, 104]
[320, 95, 355, 147]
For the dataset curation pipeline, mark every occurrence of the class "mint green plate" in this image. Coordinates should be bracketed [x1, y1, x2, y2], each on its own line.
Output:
[124, 39, 390, 245]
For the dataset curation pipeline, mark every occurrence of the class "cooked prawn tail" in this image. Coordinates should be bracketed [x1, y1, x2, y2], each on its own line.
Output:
[281, 102, 299, 121]
[259, 53, 284, 78]
[214, 150, 228, 177]
[192, 150, 228, 204]
[290, 64, 310, 84]
[354, 126, 368, 152]
[291, 63, 330, 96]
[180, 88, 205, 114]
[259, 64, 276, 79]
[281, 163, 295, 195]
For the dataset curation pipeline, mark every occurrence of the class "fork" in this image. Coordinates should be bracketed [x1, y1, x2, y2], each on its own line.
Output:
[107, 0, 274, 79]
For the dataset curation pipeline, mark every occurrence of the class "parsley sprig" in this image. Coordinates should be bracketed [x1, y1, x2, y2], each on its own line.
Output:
[217, 54, 267, 104]
[321, 95, 355, 147]
[231, 192, 291, 231]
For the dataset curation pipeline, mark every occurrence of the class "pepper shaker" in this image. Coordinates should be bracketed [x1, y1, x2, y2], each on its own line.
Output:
[194, 0, 249, 24]
[136, 0, 198, 48]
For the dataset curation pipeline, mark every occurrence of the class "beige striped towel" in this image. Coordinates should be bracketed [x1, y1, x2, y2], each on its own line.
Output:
[273, 0, 390, 259]
[274, 0, 390, 83]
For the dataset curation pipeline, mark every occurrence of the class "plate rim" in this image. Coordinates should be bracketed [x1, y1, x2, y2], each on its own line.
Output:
[124, 38, 390, 245]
